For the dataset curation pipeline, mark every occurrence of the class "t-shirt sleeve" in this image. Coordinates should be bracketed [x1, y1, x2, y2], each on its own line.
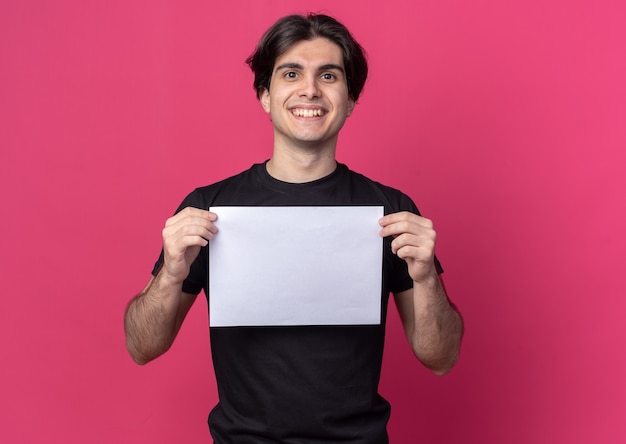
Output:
[151, 189, 209, 296]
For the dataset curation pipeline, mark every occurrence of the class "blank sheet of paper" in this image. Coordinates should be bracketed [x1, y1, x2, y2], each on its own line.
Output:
[208, 206, 383, 327]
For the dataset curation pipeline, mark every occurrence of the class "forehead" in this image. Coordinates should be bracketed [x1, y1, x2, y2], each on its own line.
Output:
[274, 38, 344, 70]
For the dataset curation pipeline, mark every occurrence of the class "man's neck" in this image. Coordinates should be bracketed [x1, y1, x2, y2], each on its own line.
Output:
[266, 145, 338, 183]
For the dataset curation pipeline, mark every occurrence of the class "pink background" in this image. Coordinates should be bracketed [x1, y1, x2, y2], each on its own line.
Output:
[1, 1, 624, 442]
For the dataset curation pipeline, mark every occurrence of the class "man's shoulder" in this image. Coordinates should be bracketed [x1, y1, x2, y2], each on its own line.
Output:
[343, 164, 411, 204]
[198, 163, 261, 190]
[178, 163, 263, 209]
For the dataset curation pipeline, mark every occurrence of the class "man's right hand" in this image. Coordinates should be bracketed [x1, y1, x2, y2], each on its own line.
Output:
[161, 207, 218, 285]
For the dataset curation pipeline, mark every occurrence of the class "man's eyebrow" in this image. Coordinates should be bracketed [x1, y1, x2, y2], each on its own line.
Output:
[319, 64, 345, 73]
[275, 62, 304, 71]
[274, 62, 345, 73]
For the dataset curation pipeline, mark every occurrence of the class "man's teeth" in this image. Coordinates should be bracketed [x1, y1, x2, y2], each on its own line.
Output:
[292, 109, 323, 117]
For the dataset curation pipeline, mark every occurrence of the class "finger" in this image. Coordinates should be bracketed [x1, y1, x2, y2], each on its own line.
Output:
[379, 212, 433, 229]
[380, 221, 417, 238]
[165, 214, 219, 238]
[164, 236, 208, 256]
[163, 222, 217, 252]
[171, 221, 217, 241]
[165, 207, 217, 226]
[393, 244, 436, 268]
[380, 221, 436, 241]
[164, 233, 210, 254]
[390, 233, 435, 256]
[391, 233, 435, 255]
[395, 245, 424, 261]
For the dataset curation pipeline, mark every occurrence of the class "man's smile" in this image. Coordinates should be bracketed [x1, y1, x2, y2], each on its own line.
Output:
[290, 107, 326, 118]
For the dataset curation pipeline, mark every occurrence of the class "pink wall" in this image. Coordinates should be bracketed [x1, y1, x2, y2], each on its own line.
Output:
[1, 1, 624, 442]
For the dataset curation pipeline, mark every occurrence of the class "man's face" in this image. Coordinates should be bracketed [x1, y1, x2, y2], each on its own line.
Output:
[260, 38, 355, 150]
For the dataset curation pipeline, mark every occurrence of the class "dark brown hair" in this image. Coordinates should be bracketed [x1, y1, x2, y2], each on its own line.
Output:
[246, 13, 368, 101]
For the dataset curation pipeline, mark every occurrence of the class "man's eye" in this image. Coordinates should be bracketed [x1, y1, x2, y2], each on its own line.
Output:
[321, 73, 336, 80]
[284, 71, 298, 79]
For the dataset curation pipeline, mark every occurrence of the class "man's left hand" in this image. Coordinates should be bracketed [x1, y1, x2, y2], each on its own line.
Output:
[379, 211, 438, 283]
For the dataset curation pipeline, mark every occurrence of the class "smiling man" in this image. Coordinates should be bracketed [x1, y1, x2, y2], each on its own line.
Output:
[124, 13, 463, 443]
[261, 38, 354, 159]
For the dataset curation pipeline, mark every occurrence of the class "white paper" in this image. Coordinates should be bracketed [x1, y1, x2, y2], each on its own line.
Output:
[208, 206, 383, 327]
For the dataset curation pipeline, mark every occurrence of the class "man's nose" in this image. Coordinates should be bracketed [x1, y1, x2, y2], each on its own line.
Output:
[298, 76, 321, 99]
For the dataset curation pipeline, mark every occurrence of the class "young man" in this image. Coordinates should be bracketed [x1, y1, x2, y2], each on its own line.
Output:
[125, 13, 463, 443]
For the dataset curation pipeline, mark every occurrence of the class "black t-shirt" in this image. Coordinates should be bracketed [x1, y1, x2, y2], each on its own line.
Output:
[153, 162, 441, 443]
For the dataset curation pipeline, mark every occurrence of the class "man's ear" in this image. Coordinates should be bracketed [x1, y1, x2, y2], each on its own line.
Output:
[346, 97, 356, 117]
[260, 88, 271, 113]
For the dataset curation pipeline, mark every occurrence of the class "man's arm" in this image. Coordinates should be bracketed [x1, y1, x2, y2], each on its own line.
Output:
[393, 279, 462, 375]
[124, 207, 218, 365]
[124, 275, 197, 365]
[379, 212, 463, 375]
